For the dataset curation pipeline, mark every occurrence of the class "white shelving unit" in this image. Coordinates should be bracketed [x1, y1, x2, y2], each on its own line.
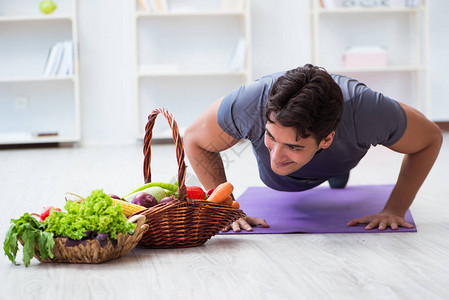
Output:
[133, 0, 252, 139]
[309, 0, 430, 117]
[0, 0, 80, 145]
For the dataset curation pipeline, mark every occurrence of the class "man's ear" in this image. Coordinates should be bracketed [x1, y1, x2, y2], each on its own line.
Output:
[319, 131, 335, 149]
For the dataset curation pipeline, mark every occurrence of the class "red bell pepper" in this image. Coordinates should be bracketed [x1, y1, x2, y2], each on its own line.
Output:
[186, 186, 207, 200]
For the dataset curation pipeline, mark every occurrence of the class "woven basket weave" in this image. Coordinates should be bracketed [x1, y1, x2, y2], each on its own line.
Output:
[20, 215, 148, 264]
[130, 107, 245, 248]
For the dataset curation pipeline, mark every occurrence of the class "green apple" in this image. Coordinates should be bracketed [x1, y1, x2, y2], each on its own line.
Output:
[40, 0, 57, 14]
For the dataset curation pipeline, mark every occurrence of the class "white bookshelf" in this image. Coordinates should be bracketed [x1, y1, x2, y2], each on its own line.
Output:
[0, 14, 73, 22]
[136, 10, 247, 17]
[309, 0, 430, 117]
[0, 0, 80, 145]
[133, 0, 252, 139]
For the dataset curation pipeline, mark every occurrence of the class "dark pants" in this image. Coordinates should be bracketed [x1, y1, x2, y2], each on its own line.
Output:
[328, 172, 350, 189]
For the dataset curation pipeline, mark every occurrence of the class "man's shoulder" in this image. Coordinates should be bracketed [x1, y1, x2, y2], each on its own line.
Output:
[227, 71, 286, 109]
[331, 74, 370, 102]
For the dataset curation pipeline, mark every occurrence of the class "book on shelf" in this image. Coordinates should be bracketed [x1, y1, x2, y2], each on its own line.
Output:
[43, 41, 74, 77]
[227, 38, 247, 71]
[60, 41, 73, 75]
[319, 0, 337, 9]
[43, 42, 63, 76]
[138, 0, 154, 11]
[154, 0, 168, 11]
[138, 0, 149, 11]
[138, 0, 168, 12]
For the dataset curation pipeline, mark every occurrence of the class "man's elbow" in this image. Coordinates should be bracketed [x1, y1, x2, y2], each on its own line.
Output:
[184, 123, 206, 155]
[432, 121, 443, 143]
[429, 122, 443, 152]
[183, 125, 196, 151]
[435, 127, 443, 149]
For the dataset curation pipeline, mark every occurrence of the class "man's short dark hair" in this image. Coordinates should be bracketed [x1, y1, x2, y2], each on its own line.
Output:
[265, 64, 344, 143]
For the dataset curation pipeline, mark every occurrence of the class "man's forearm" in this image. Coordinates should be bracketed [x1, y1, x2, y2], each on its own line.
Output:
[384, 139, 442, 215]
[186, 144, 228, 190]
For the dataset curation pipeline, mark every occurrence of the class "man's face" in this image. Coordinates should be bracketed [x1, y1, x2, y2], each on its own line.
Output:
[264, 119, 333, 176]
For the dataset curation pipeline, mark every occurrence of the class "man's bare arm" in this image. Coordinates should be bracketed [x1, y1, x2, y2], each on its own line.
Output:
[183, 97, 239, 190]
[349, 102, 443, 230]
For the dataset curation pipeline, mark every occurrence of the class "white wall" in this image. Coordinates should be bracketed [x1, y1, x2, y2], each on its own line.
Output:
[428, 0, 449, 121]
[250, 0, 310, 78]
[76, 0, 448, 145]
[78, 0, 135, 145]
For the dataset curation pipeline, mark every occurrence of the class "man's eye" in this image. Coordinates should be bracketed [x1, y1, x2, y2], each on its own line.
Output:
[289, 146, 301, 151]
[266, 132, 274, 140]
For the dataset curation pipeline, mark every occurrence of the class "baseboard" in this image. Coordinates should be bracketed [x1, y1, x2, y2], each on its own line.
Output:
[436, 121, 449, 132]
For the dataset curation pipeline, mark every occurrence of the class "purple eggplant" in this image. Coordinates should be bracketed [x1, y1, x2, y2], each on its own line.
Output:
[132, 192, 158, 208]
[160, 196, 174, 204]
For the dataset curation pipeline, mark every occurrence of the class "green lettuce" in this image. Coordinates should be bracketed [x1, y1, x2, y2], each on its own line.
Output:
[44, 189, 136, 240]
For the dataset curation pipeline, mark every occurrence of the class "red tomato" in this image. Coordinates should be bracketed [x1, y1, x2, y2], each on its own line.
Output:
[40, 206, 61, 222]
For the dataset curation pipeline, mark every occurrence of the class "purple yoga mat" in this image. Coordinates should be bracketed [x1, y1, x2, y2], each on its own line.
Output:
[220, 184, 416, 234]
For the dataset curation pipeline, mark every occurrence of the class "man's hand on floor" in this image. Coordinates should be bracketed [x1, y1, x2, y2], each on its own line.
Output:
[221, 216, 270, 232]
[348, 210, 415, 230]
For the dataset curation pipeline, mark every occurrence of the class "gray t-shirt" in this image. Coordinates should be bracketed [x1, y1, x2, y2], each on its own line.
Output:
[217, 72, 407, 191]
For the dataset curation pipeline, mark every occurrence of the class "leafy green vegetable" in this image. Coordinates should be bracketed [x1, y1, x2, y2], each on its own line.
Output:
[44, 189, 136, 240]
[3, 213, 54, 267]
[4, 189, 135, 267]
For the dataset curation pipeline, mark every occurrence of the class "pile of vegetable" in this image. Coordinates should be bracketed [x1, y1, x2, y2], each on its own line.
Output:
[111, 181, 240, 217]
[4, 182, 241, 266]
[4, 189, 135, 267]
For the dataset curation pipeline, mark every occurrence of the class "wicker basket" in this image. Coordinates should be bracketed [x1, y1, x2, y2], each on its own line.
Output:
[130, 107, 246, 248]
[20, 215, 148, 264]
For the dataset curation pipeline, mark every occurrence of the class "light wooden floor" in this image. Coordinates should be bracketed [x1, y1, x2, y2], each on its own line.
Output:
[1, 133, 448, 300]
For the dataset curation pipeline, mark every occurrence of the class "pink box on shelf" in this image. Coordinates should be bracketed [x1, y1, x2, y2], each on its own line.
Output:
[343, 46, 387, 68]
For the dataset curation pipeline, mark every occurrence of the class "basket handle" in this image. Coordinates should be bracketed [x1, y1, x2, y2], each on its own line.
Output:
[143, 108, 187, 200]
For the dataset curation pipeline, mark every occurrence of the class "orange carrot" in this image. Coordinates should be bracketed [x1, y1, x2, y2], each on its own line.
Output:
[231, 201, 240, 209]
[222, 196, 233, 207]
[208, 182, 234, 203]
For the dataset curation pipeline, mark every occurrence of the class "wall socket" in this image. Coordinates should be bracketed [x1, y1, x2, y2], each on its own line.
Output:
[15, 96, 29, 110]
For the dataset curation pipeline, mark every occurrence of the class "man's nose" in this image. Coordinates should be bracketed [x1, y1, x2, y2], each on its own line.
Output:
[271, 143, 283, 160]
